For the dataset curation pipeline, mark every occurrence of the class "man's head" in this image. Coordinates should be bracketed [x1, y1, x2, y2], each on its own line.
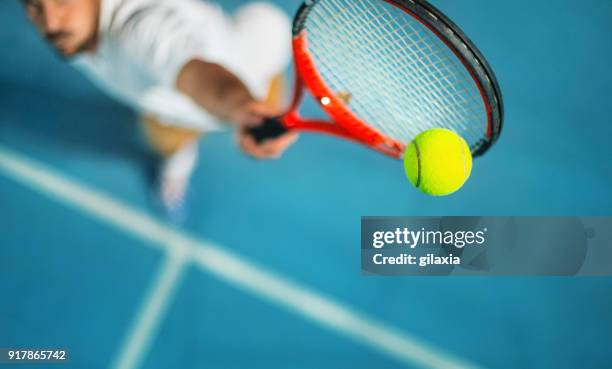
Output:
[22, 0, 100, 57]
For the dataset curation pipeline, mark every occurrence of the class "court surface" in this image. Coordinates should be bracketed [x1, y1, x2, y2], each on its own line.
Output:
[1, 1, 612, 368]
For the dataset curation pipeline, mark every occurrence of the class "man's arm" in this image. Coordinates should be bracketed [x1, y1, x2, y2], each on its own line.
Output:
[176, 59, 279, 127]
[176, 59, 297, 158]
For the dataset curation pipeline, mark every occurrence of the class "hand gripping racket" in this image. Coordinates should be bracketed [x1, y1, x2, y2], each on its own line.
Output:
[248, 0, 504, 159]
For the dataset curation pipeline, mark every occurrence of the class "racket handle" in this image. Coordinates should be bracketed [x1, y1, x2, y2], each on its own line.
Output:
[247, 117, 289, 144]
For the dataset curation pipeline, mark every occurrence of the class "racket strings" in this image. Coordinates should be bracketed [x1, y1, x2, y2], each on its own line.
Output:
[316, 0, 483, 141]
[311, 0, 475, 109]
[302, 0, 487, 148]
[311, 0, 484, 142]
[378, 5, 486, 124]
[310, 20, 473, 143]
[307, 23, 436, 140]
[314, 2, 462, 114]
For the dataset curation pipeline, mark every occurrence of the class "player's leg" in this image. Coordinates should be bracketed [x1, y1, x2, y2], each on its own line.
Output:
[141, 115, 201, 217]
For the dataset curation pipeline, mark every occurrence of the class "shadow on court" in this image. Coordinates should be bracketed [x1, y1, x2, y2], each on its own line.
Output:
[0, 81, 158, 183]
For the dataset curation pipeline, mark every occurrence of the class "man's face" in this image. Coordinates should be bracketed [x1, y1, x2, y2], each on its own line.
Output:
[23, 0, 100, 57]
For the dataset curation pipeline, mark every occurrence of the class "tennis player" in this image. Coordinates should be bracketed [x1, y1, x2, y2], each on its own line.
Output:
[21, 0, 298, 218]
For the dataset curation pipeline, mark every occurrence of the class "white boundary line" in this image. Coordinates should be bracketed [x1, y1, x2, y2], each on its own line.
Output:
[0, 145, 483, 369]
[109, 251, 188, 369]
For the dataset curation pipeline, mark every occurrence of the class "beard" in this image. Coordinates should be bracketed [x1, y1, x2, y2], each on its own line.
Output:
[46, 30, 98, 58]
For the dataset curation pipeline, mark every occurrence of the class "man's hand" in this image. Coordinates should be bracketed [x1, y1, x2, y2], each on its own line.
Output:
[177, 60, 298, 159]
[234, 101, 298, 159]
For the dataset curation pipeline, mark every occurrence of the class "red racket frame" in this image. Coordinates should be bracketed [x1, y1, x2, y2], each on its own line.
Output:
[278, 34, 406, 159]
[266, 0, 503, 159]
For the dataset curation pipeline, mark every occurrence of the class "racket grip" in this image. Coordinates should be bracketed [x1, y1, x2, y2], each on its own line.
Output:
[247, 117, 289, 144]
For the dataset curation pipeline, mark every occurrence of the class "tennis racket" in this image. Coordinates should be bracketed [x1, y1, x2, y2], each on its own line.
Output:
[248, 0, 504, 159]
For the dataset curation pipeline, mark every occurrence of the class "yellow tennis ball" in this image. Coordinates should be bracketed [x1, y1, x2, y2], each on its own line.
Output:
[404, 128, 473, 196]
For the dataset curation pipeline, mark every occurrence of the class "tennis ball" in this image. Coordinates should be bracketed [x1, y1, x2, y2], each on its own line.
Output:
[404, 128, 472, 196]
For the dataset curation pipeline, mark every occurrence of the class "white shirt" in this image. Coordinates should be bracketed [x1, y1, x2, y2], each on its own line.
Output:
[73, 0, 268, 131]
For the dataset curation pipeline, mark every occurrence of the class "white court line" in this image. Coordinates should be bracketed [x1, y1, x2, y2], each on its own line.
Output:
[0, 145, 484, 369]
[109, 251, 188, 369]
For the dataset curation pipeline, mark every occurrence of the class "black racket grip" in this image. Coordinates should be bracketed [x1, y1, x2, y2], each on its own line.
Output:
[247, 117, 289, 144]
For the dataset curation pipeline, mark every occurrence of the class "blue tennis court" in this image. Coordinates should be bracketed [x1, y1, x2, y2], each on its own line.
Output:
[1, 0, 611, 368]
